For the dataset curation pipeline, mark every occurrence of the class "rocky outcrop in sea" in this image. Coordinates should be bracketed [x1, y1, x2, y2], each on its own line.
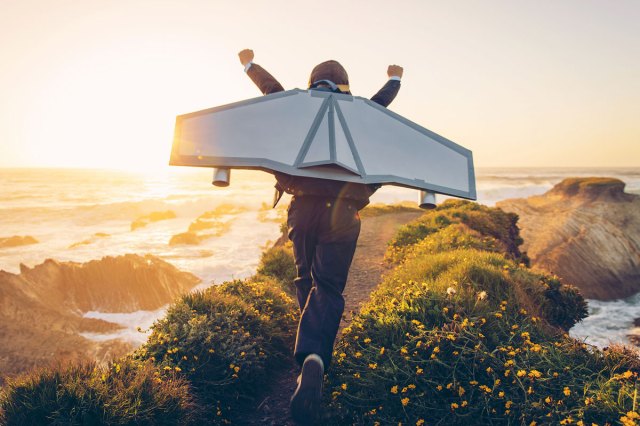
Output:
[497, 177, 640, 300]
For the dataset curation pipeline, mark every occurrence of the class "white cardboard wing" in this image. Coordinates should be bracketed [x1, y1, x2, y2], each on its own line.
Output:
[170, 89, 476, 200]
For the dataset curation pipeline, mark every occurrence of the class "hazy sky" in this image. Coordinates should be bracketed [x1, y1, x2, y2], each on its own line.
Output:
[1, 0, 638, 169]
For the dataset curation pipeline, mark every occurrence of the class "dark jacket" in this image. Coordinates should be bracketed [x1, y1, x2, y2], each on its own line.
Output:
[246, 63, 401, 209]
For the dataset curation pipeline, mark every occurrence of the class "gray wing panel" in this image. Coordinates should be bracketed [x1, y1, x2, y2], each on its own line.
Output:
[336, 97, 471, 193]
[174, 90, 324, 165]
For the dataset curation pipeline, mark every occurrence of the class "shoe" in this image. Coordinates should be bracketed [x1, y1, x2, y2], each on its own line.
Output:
[290, 354, 324, 423]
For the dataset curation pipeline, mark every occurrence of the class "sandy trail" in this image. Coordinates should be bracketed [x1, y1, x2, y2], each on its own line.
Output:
[246, 211, 422, 425]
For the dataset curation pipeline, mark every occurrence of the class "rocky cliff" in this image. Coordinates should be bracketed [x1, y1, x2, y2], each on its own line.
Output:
[497, 178, 640, 300]
[0, 254, 201, 377]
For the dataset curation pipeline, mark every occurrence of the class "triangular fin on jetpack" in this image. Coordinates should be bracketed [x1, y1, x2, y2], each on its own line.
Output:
[297, 96, 363, 176]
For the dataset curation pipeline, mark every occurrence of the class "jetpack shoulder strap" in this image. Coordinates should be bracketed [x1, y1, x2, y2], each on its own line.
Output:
[273, 182, 285, 208]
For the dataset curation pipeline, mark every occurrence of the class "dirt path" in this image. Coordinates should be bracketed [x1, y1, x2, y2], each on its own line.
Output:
[246, 211, 422, 425]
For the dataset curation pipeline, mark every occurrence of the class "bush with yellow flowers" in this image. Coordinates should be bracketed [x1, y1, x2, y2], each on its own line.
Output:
[135, 277, 297, 423]
[326, 201, 640, 425]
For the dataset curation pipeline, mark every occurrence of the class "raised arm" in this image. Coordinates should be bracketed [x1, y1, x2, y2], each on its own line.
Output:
[370, 64, 403, 107]
[238, 49, 285, 95]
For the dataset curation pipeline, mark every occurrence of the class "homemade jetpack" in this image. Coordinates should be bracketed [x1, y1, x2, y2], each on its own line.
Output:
[170, 89, 476, 208]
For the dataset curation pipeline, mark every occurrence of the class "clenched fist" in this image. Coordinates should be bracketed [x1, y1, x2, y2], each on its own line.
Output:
[238, 49, 254, 66]
[387, 64, 403, 79]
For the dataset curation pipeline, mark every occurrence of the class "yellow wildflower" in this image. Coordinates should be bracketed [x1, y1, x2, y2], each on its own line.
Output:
[626, 411, 640, 419]
[401, 397, 409, 406]
[528, 370, 542, 379]
[391, 385, 399, 394]
[479, 385, 492, 393]
[563, 387, 571, 396]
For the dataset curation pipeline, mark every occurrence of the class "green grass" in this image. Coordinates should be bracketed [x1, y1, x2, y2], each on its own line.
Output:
[256, 242, 297, 295]
[359, 202, 423, 218]
[0, 359, 195, 425]
[323, 201, 639, 425]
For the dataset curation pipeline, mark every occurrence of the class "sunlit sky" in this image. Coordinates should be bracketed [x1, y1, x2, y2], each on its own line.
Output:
[1, 0, 638, 169]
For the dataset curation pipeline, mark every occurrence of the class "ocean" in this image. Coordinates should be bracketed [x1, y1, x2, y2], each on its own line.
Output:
[1, 167, 639, 347]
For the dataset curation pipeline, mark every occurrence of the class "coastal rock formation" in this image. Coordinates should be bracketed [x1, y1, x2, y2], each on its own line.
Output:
[68, 232, 111, 249]
[169, 206, 238, 246]
[0, 254, 201, 376]
[131, 210, 176, 231]
[0, 235, 38, 248]
[497, 178, 640, 300]
[14, 254, 201, 312]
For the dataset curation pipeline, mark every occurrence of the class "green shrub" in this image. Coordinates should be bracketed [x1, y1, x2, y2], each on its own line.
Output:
[0, 359, 194, 425]
[388, 200, 529, 265]
[135, 279, 296, 423]
[256, 243, 296, 295]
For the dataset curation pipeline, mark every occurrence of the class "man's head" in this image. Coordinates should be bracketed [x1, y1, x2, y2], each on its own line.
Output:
[308, 60, 350, 93]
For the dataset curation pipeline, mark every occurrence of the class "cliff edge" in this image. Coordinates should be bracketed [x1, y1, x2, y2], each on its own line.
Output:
[0, 254, 201, 377]
[497, 177, 640, 300]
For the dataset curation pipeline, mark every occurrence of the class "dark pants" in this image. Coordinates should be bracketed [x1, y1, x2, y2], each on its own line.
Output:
[287, 196, 361, 370]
